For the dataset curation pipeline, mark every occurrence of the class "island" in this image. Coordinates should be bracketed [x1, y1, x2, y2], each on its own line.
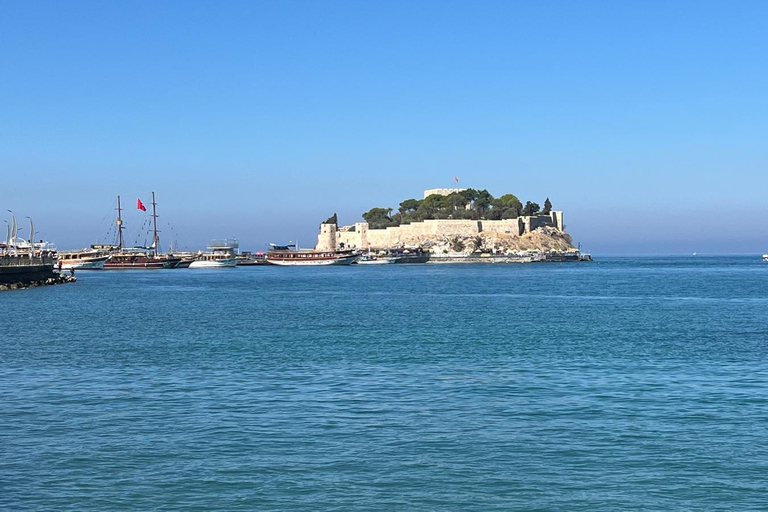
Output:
[316, 188, 588, 262]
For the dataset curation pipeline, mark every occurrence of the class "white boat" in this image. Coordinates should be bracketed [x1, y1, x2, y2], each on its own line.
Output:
[763, 254, 768, 262]
[266, 244, 360, 266]
[356, 253, 395, 265]
[188, 239, 239, 268]
[57, 249, 111, 270]
[188, 257, 237, 268]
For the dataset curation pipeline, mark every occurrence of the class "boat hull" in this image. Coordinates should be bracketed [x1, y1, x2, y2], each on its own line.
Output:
[58, 255, 110, 270]
[188, 258, 238, 268]
[103, 255, 181, 269]
[267, 252, 360, 266]
[357, 258, 395, 265]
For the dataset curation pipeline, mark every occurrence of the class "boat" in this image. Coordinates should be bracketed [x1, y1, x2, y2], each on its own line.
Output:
[57, 249, 111, 270]
[236, 251, 269, 266]
[763, 254, 767, 262]
[102, 247, 181, 269]
[100, 194, 182, 269]
[171, 252, 199, 268]
[189, 239, 239, 268]
[388, 248, 430, 264]
[266, 243, 361, 266]
[356, 252, 395, 265]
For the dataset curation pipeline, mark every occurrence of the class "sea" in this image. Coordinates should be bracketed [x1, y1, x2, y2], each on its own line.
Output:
[2, 256, 767, 511]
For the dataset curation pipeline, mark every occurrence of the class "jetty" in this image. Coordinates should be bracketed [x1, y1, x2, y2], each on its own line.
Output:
[0, 254, 76, 290]
[1, 213, 76, 290]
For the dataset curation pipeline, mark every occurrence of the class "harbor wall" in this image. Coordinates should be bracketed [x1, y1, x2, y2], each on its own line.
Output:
[0, 255, 57, 285]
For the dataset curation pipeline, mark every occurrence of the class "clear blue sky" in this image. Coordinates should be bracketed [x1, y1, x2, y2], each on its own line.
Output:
[1, 1, 766, 253]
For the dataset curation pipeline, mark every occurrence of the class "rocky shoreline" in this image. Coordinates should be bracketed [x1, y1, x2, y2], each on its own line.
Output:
[0, 273, 77, 291]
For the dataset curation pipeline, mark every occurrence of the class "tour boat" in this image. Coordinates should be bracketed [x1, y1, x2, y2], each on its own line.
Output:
[57, 249, 111, 270]
[266, 244, 360, 266]
[189, 239, 239, 268]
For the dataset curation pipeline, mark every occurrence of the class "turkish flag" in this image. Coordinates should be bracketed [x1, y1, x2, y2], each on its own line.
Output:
[137, 199, 147, 211]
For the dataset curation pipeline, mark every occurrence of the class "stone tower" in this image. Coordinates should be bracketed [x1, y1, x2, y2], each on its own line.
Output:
[550, 211, 564, 231]
[316, 223, 337, 251]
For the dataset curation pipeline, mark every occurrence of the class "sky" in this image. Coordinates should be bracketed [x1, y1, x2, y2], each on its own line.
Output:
[1, 0, 766, 254]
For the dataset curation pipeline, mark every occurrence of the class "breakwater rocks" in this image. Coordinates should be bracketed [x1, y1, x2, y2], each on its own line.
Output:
[0, 273, 76, 291]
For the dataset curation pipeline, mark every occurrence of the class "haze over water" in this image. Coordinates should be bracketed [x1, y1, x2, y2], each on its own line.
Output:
[3, 257, 768, 510]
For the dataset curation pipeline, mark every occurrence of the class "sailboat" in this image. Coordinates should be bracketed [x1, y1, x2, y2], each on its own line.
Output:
[100, 193, 182, 269]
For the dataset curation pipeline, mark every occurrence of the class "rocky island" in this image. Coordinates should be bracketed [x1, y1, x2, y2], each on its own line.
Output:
[318, 188, 587, 262]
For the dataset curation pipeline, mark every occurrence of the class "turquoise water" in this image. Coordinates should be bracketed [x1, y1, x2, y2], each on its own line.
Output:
[2, 256, 768, 510]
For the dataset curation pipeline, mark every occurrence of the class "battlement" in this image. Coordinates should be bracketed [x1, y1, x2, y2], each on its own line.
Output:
[423, 188, 466, 198]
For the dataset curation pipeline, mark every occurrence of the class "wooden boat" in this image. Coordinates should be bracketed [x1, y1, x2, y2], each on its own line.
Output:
[99, 194, 181, 269]
[266, 244, 360, 266]
[102, 249, 181, 269]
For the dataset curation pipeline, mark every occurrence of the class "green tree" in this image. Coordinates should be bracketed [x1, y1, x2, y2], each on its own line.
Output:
[474, 189, 494, 217]
[362, 207, 395, 229]
[398, 198, 421, 216]
[494, 193, 521, 209]
[447, 192, 468, 211]
[322, 213, 338, 226]
[542, 197, 552, 214]
[459, 188, 479, 203]
[487, 208, 503, 220]
[522, 201, 541, 216]
[501, 208, 519, 219]
[492, 193, 522, 219]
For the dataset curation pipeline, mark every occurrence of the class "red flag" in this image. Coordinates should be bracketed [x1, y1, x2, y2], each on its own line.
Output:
[454, 176, 459, 183]
[137, 198, 147, 211]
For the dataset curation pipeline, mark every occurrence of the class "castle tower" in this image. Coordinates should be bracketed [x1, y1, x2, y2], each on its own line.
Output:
[316, 223, 337, 251]
[550, 211, 564, 231]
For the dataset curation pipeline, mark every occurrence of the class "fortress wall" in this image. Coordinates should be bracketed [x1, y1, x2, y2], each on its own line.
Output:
[336, 212, 563, 249]
[423, 188, 466, 198]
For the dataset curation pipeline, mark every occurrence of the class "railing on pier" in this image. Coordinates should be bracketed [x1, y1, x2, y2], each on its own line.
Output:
[0, 254, 56, 267]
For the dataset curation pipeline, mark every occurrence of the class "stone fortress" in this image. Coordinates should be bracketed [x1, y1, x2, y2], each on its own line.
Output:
[316, 188, 570, 253]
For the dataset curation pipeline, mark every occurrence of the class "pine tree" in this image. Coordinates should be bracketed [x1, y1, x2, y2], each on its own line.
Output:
[543, 197, 552, 214]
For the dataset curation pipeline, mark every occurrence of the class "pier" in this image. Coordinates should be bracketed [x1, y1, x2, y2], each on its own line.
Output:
[0, 254, 75, 290]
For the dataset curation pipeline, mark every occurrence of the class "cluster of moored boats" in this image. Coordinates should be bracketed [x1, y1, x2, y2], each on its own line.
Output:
[56, 243, 430, 270]
[50, 194, 434, 270]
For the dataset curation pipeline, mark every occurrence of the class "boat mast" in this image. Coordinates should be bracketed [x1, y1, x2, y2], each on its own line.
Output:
[116, 195, 124, 250]
[28, 217, 34, 251]
[151, 191, 159, 256]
